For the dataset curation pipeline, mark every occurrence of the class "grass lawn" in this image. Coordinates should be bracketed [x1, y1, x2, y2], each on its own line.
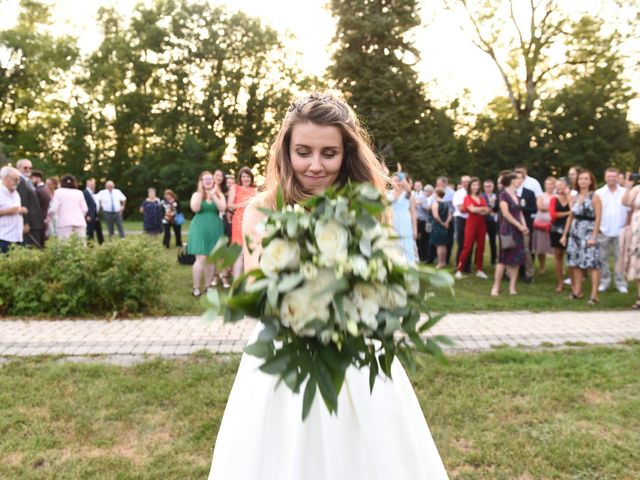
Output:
[152, 238, 638, 317]
[1, 345, 638, 479]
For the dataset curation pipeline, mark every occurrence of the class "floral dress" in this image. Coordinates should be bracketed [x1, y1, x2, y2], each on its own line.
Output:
[566, 193, 600, 269]
[498, 190, 525, 266]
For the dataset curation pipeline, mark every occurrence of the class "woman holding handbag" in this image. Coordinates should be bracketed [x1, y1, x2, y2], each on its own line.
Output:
[161, 189, 183, 248]
[532, 176, 556, 273]
[491, 171, 529, 296]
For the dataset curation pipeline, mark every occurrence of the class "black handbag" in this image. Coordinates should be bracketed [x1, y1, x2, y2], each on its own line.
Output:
[177, 244, 196, 265]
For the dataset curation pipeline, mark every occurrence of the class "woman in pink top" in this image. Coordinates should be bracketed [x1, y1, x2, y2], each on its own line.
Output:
[48, 174, 88, 241]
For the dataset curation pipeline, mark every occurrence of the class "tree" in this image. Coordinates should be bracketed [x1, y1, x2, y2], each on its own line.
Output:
[0, 0, 78, 161]
[537, 16, 635, 177]
[80, 0, 311, 208]
[328, 0, 463, 181]
[445, 0, 638, 122]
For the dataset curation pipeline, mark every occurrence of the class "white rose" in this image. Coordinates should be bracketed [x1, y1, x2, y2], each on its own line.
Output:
[315, 219, 349, 267]
[281, 284, 331, 335]
[377, 284, 407, 309]
[301, 262, 318, 281]
[260, 238, 300, 278]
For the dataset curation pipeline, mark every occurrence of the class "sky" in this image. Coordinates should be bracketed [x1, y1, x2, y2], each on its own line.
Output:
[2, 0, 639, 123]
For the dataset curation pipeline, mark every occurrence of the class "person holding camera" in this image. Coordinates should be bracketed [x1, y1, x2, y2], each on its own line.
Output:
[622, 171, 640, 309]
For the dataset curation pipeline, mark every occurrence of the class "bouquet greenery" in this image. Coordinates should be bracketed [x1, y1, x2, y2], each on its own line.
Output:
[205, 182, 453, 420]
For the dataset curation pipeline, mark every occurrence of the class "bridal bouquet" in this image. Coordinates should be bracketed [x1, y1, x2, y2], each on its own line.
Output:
[205, 183, 453, 419]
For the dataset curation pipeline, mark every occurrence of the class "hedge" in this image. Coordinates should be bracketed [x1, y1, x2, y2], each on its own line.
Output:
[0, 237, 167, 317]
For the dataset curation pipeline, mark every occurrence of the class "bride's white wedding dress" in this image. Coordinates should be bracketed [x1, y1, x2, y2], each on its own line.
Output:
[208, 325, 449, 480]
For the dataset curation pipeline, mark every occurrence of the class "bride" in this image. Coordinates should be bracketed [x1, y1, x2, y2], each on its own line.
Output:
[208, 92, 449, 480]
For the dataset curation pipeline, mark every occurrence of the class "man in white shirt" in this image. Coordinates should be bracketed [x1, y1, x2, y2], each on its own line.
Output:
[96, 180, 127, 239]
[452, 175, 470, 272]
[515, 165, 543, 197]
[595, 167, 629, 293]
[0, 166, 27, 253]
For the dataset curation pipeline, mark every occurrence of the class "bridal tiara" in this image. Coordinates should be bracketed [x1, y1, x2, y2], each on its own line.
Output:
[287, 93, 342, 113]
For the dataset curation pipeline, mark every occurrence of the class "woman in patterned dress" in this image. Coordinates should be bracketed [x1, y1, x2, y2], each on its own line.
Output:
[622, 172, 640, 309]
[561, 170, 602, 304]
[491, 171, 529, 296]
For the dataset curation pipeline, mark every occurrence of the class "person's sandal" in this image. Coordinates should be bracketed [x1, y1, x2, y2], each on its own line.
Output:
[632, 298, 640, 310]
[192, 288, 202, 298]
[587, 297, 599, 305]
[567, 293, 583, 300]
[222, 277, 231, 289]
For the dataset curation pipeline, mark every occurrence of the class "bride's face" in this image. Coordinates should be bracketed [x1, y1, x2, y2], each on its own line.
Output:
[290, 122, 343, 195]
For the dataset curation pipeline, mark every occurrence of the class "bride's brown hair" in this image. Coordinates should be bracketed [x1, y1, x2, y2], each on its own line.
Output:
[261, 92, 388, 206]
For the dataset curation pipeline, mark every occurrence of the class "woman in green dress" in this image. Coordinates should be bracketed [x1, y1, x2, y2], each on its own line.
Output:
[188, 171, 226, 297]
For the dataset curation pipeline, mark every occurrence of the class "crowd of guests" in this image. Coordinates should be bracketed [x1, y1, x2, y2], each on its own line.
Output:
[0, 158, 185, 250]
[3, 157, 639, 309]
[388, 165, 640, 309]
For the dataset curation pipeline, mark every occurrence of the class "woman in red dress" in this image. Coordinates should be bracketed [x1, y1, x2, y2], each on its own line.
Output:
[227, 166, 257, 279]
[456, 177, 491, 279]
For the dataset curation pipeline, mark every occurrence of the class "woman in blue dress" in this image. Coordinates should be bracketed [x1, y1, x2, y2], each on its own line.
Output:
[387, 173, 417, 264]
[139, 188, 164, 235]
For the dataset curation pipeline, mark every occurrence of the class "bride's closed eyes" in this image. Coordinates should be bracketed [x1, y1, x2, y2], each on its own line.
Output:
[294, 148, 339, 159]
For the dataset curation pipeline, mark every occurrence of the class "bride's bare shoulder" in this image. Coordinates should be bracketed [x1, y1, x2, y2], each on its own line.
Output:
[242, 192, 273, 232]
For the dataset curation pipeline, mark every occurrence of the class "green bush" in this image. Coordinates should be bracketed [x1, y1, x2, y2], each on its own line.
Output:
[0, 237, 167, 317]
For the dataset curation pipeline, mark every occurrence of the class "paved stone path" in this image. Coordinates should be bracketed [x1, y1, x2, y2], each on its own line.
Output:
[0, 311, 637, 358]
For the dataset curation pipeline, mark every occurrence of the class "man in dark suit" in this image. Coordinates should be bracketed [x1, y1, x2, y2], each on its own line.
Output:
[30, 169, 51, 244]
[515, 169, 537, 282]
[16, 159, 45, 248]
[84, 177, 104, 244]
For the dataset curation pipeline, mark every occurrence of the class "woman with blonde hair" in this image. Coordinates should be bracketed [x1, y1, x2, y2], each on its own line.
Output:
[208, 93, 448, 479]
[187, 171, 225, 297]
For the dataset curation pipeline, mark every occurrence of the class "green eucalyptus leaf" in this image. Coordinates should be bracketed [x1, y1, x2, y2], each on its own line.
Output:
[244, 341, 273, 359]
[277, 272, 304, 293]
[302, 378, 317, 420]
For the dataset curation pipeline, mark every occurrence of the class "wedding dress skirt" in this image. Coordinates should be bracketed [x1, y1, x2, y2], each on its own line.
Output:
[208, 325, 449, 480]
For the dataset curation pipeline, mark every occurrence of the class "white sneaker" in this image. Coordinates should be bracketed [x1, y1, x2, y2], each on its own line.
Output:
[454, 271, 464, 279]
[476, 270, 488, 279]
[617, 286, 629, 294]
[563, 277, 571, 285]
[598, 285, 608, 292]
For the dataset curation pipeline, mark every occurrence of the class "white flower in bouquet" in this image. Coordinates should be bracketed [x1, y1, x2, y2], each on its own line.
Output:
[301, 262, 318, 281]
[368, 258, 387, 283]
[281, 270, 334, 335]
[349, 255, 369, 280]
[377, 284, 408, 309]
[375, 238, 408, 268]
[404, 271, 420, 295]
[352, 283, 381, 329]
[315, 219, 349, 267]
[260, 238, 300, 278]
[281, 285, 329, 335]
